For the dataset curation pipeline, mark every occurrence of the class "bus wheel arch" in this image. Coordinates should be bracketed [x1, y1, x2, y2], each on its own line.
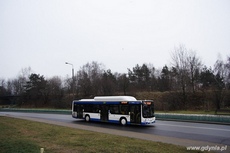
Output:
[120, 117, 127, 125]
[85, 114, 90, 122]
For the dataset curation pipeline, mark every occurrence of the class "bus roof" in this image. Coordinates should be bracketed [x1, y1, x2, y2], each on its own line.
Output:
[78, 96, 137, 101]
[94, 96, 137, 101]
[79, 99, 94, 101]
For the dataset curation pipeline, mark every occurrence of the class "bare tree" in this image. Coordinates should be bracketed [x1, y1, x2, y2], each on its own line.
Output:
[171, 45, 190, 108]
[19, 67, 32, 79]
[12, 67, 32, 95]
[187, 51, 202, 93]
[117, 73, 129, 95]
[0, 78, 7, 95]
[76, 61, 105, 97]
[214, 54, 225, 79]
[64, 77, 72, 97]
[223, 56, 230, 89]
[213, 55, 230, 111]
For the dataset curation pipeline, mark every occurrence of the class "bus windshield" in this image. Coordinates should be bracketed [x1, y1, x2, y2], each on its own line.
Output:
[142, 102, 154, 118]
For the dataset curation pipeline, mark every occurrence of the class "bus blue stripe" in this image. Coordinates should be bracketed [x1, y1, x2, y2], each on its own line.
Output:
[87, 118, 131, 125]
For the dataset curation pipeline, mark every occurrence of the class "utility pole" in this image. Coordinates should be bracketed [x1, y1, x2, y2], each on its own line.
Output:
[65, 62, 75, 99]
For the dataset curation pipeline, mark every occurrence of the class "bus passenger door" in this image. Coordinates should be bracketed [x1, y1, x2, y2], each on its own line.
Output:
[130, 105, 141, 124]
[100, 105, 109, 122]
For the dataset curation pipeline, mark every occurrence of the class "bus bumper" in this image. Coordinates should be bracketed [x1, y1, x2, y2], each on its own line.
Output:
[141, 117, 156, 125]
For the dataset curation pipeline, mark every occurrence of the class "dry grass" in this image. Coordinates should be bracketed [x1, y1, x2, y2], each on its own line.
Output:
[0, 116, 207, 153]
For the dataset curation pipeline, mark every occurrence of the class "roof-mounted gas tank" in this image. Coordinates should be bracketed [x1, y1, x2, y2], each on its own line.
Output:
[94, 96, 137, 101]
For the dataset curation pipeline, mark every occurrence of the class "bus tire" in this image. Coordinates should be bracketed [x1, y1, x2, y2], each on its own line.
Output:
[85, 115, 90, 122]
[120, 117, 127, 126]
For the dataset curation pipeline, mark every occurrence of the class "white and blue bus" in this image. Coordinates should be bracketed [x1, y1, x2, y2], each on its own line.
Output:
[72, 96, 155, 125]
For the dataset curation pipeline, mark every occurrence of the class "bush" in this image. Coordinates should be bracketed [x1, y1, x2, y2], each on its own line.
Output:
[135, 91, 230, 111]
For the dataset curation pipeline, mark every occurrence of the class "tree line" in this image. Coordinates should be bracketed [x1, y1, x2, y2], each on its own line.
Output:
[1, 45, 230, 111]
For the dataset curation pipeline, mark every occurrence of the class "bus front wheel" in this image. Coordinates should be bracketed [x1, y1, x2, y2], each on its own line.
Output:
[120, 118, 127, 126]
[85, 115, 90, 122]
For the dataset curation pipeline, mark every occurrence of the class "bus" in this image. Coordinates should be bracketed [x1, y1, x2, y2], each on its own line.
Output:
[72, 96, 155, 125]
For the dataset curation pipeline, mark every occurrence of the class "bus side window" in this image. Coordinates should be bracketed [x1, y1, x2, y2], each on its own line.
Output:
[93, 105, 100, 113]
[110, 105, 119, 114]
[76, 105, 83, 112]
[85, 104, 93, 112]
[120, 105, 129, 115]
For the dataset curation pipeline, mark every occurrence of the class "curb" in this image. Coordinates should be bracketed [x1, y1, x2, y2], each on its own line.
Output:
[155, 113, 230, 125]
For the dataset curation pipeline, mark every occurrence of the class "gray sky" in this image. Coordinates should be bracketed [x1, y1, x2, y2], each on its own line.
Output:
[1, 0, 230, 79]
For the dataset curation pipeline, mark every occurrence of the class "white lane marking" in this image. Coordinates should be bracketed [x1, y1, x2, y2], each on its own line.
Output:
[157, 123, 230, 132]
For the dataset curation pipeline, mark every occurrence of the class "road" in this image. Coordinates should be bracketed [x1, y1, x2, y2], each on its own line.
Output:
[1, 112, 230, 152]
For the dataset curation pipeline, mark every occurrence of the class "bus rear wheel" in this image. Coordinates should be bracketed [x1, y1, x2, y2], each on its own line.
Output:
[85, 115, 90, 122]
[120, 118, 127, 126]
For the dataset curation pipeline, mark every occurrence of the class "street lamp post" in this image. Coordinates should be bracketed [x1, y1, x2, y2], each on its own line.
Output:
[65, 62, 75, 99]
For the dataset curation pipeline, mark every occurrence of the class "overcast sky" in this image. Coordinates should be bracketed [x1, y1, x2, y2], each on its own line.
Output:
[1, 0, 230, 79]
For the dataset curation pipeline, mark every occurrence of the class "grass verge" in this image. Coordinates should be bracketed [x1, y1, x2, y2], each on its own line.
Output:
[0, 116, 207, 153]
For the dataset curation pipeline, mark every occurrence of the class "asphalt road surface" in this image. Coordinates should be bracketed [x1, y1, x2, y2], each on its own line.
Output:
[1, 112, 230, 152]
